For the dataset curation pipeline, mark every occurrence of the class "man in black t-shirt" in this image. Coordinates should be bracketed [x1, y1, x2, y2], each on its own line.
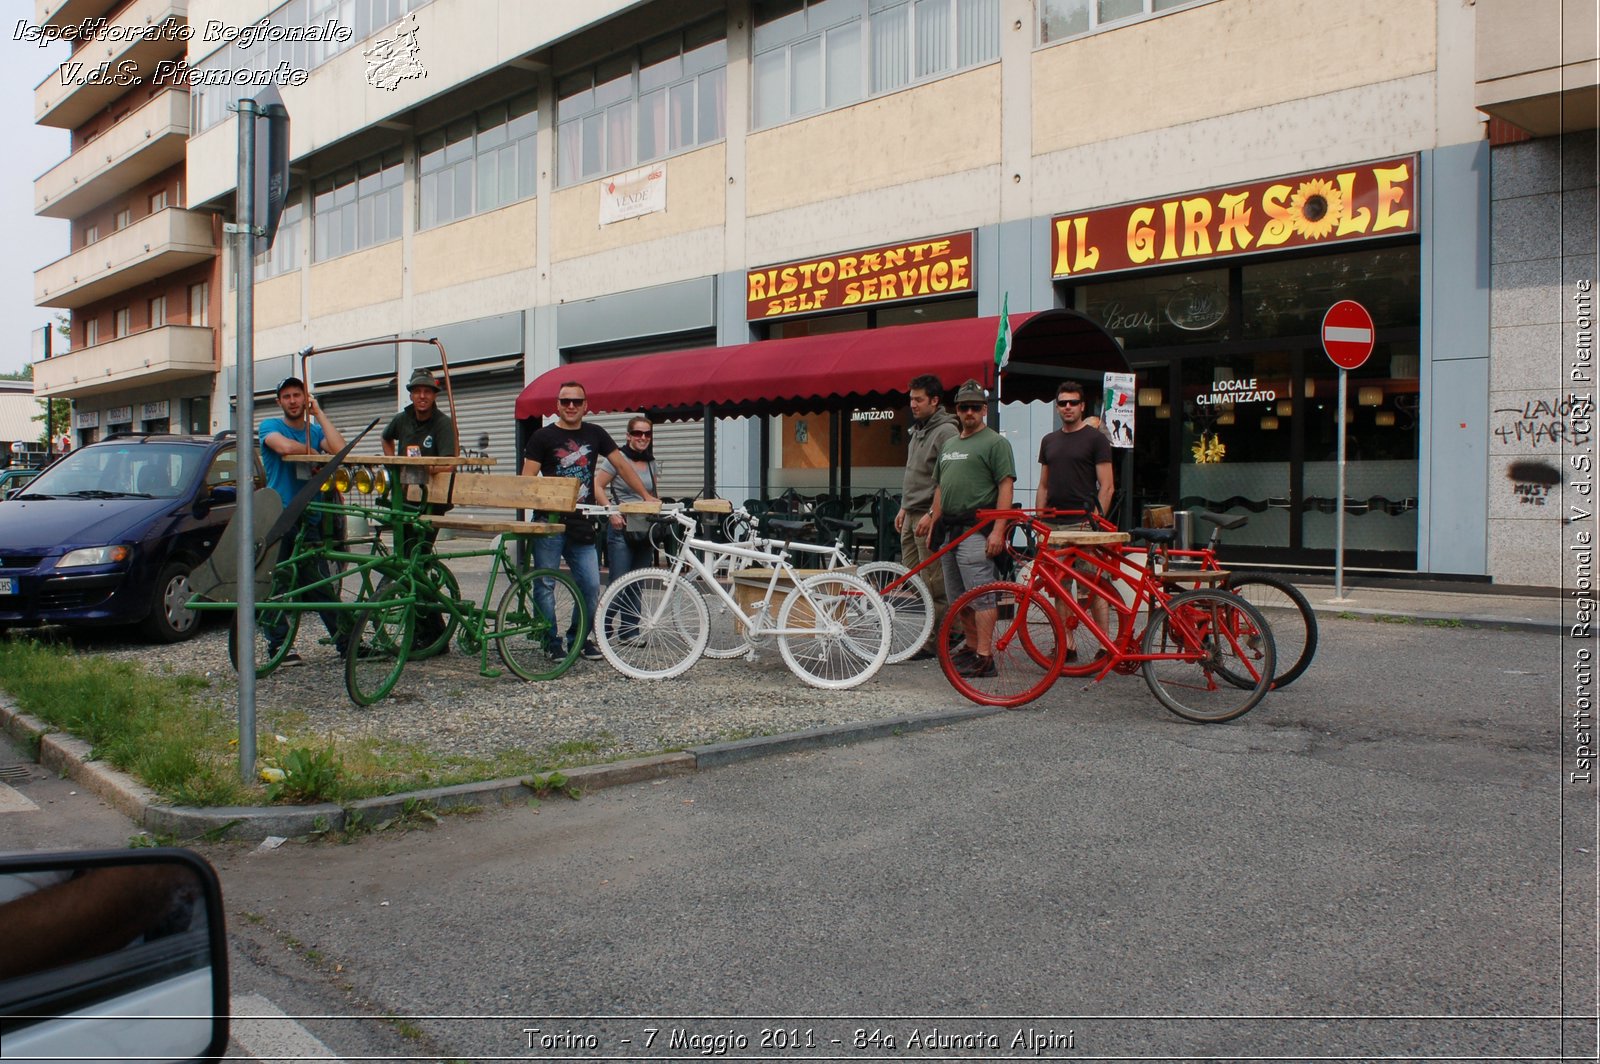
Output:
[1037, 380, 1114, 660]
[522, 381, 656, 660]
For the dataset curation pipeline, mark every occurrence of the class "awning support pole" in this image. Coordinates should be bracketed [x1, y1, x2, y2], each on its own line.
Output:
[702, 403, 715, 498]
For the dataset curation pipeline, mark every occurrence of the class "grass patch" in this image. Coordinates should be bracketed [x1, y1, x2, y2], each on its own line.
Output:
[0, 639, 649, 806]
[1422, 617, 1465, 628]
[0, 638, 251, 807]
[1373, 614, 1416, 625]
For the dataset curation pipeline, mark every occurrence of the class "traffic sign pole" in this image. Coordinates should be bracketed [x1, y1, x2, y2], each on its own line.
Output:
[1321, 301, 1374, 605]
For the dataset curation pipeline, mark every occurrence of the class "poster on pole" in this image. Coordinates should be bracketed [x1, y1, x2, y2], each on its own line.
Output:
[1102, 372, 1136, 449]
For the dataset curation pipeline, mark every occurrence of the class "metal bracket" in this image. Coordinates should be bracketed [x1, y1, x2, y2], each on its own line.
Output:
[223, 223, 266, 236]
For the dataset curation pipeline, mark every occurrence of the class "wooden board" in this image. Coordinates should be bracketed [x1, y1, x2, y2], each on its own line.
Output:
[426, 515, 566, 536]
[1046, 530, 1132, 546]
[618, 501, 661, 514]
[285, 453, 492, 467]
[424, 472, 581, 511]
[693, 498, 733, 513]
[729, 567, 852, 632]
[1157, 569, 1230, 584]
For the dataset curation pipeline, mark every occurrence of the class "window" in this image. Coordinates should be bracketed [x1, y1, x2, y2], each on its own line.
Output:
[114, 209, 132, 231]
[83, 318, 98, 346]
[255, 199, 304, 279]
[114, 308, 131, 338]
[83, 224, 99, 246]
[557, 18, 727, 186]
[189, 283, 210, 327]
[148, 295, 166, 328]
[754, 0, 997, 129]
[149, 189, 168, 213]
[313, 151, 402, 261]
[419, 92, 537, 228]
[1040, 0, 1213, 44]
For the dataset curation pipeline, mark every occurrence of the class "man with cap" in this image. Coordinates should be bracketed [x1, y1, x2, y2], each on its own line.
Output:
[382, 368, 457, 471]
[383, 368, 458, 646]
[259, 376, 350, 662]
[926, 378, 1016, 678]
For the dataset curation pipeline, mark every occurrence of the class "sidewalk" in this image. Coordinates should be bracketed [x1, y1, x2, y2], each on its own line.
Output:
[1290, 578, 1567, 634]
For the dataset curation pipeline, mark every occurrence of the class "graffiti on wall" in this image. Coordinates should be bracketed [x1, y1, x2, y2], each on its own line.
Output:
[1507, 460, 1562, 507]
[1493, 396, 1595, 448]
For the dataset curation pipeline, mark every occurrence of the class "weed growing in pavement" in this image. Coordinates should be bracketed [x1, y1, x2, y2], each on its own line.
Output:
[526, 770, 581, 800]
[1335, 611, 1361, 620]
[262, 746, 343, 803]
[1374, 614, 1416, 624]
[1422, 618, 1465, 628]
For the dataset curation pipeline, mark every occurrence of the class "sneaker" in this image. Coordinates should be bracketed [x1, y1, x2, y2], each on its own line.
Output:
[579, 640, 604, 661]
[957, 653, 997, 678]
[278, 651, 304, 667]
[543, 639, 568, 660]
[949, 645, 979, 668]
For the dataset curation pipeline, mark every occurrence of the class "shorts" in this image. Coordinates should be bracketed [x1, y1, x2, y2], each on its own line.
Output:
[941, 531, 1000, 612]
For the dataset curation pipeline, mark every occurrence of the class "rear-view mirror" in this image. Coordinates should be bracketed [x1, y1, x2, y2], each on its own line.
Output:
[0, 848, 229, 1063]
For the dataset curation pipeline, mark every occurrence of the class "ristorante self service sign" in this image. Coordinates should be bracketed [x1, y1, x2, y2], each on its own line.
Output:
[747, 232, 974, 321]
[1050, 157, 1417, 279]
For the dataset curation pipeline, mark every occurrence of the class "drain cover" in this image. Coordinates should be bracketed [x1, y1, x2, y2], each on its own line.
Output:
[0, 765, 32, 784]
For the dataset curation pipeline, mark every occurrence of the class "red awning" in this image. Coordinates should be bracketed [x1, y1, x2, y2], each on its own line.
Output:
[515, 309, 1128, 420]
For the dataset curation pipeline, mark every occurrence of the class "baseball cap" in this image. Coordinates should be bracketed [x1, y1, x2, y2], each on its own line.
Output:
[275, 375, 306, 396]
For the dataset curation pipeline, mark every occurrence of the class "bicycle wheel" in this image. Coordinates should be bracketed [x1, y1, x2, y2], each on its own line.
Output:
[227, 600, 299, 678]
[1223, 573, 1318, 687]
[696, 570, 752, 659]
[595, 567, 708, 680]
[345, 583, 414, 706]
[1142, 589, 1275, 723]
[777, 572, 890, 690]
[409, 557, 462, 661]
[938, 582, 1064, 708]
[496, 568, 583, 681]
[857, 561, 934, 663]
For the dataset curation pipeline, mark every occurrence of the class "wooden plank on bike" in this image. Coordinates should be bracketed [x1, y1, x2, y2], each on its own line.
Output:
[1046, 529, 1131, 546]
[693, 498, 733, 513]
[1158, 569, 1230, 585]
[424, 472, 580, 512]
[618, 501, 661, 514]
[426, 515, 566, 536]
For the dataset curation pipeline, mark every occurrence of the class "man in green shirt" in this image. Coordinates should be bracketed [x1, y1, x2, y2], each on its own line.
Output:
[927, 378, 1016, 678]
[382, 368, 457, 469]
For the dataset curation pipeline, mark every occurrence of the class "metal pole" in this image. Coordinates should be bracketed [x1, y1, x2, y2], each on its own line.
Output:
[234, 100, 259, 783]
[1334, 366, 1348, 601]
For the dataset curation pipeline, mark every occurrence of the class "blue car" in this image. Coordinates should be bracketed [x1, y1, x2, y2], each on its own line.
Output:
[0, 434, 253, 642]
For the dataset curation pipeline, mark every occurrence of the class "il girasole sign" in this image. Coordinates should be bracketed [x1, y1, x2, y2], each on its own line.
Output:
[1051, 157, 1417, 279]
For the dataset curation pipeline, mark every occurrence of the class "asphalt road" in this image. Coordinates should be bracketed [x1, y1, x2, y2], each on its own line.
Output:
[167, 617, 1596, 1062]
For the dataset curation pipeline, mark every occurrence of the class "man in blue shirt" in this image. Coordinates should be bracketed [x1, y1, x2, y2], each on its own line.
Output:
[259, 376, 349, 662]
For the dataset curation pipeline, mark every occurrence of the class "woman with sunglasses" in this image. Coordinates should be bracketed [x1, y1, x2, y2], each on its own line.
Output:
[595, 416, 660, 645]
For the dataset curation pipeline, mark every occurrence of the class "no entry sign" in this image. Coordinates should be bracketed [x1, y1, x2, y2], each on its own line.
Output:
[1322, 300, 1376, 370]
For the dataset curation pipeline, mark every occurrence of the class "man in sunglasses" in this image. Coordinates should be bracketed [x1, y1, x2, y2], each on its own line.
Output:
[926, 379, 1016, 678]
[522, 382, 658, 661]
[1038, 379, 1115, 659]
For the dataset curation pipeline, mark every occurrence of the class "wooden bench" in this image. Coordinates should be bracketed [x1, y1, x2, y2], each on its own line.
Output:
[421, 472, 580, 537]
[1046, 529, 1132, 547]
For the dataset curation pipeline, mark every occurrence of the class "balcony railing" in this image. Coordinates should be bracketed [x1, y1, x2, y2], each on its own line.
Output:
[35, 207, 215, 309]
[33, 324, 214, 400]
[34, 0, 189, 130]
[35, 89, 188, 219]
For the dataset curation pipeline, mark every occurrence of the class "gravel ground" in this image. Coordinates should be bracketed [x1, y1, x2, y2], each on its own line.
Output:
[86, 592, 954, 769]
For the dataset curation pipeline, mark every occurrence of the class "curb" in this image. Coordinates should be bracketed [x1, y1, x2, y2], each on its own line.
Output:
[1304, 603, 1568, 635]
[0, 695, 997, 842]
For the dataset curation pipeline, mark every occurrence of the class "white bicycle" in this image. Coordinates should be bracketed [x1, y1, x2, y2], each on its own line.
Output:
[650, 503, 934, 664]
[594, 508, 892, 689]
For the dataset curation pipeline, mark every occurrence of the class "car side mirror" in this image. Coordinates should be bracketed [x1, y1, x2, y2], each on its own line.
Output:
[207, 484, 238, 505]
[0, 848, 229, 1062]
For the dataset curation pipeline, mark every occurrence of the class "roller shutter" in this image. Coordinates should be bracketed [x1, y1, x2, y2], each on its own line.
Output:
[440, 365, 524, 477]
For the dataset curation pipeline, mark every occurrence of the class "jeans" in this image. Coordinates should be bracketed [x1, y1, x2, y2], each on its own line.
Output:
[267, 514, 345, 652]
[532, 533, 600, 647]
[604, 526, 650, 639]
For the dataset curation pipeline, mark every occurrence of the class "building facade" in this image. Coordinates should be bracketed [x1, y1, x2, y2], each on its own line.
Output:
[33, 0, 1598, 585]
[30, 0, 222, 446]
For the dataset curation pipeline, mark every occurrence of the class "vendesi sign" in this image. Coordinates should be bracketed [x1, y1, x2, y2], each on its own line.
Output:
[747, 232, 974, 321]
[599, 163, 666, 225]
[1051, 156, 1417, 279]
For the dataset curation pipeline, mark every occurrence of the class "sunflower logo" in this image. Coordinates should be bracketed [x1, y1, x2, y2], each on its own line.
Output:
[1289, 178, 1344, 240]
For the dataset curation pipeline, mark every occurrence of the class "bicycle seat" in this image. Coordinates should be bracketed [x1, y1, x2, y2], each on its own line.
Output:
[818, 516, 862, 533]
[1195, 510, 1247, 531]
[1129, 527, 1177, 545]
[768, 517, 813, 535]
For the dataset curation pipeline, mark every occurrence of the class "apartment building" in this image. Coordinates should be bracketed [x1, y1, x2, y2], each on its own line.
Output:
[30, 0, 222, 445]
[43, 0, 1586, 584]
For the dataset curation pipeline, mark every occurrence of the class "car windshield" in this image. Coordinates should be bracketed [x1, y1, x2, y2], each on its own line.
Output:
[20, 443, 205, 500]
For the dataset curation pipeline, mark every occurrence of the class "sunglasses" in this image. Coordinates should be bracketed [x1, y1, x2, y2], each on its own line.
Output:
[557, 397, 586, 406]
[1057, 398, 1085, 407]
[956, 403, 985, 413]
[629, 430, 653, 437]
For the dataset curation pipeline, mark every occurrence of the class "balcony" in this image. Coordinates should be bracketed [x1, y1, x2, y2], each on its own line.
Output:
[33, 325, 214, 400]
[35, 89, 188, 219]
[35, 207, 215, 309]
[34, 0, 188, 130]
[1477, 0, 1600, 134]
[37, 0, 120, 29]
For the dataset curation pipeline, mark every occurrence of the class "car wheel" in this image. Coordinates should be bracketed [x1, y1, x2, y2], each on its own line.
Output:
[142, 561, 200, 643]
